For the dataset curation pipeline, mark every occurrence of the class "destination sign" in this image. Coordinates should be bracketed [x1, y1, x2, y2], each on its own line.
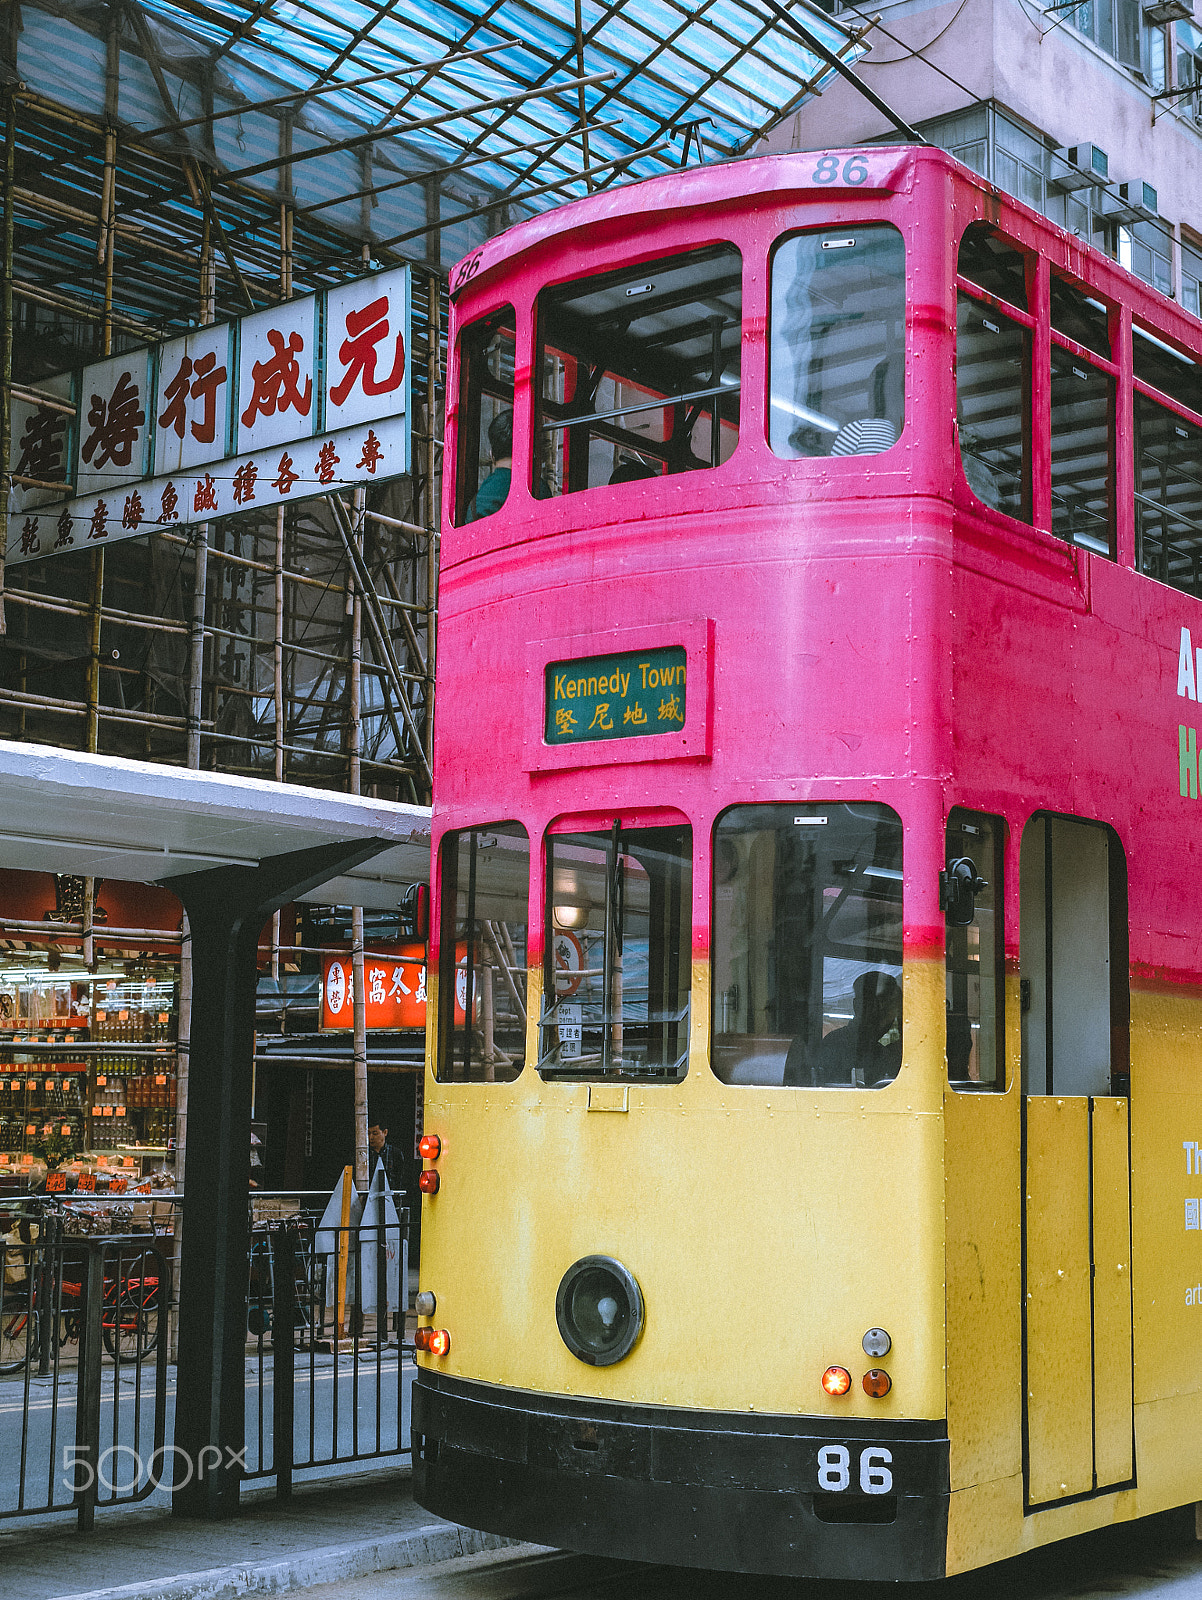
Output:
[545, 645, 686, 745]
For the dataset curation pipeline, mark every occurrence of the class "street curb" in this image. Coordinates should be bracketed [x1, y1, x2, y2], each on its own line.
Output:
[45, 1522, 524, 1600]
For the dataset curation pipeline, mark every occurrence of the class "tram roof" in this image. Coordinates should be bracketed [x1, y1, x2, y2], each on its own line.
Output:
[0, 740, 431, 910]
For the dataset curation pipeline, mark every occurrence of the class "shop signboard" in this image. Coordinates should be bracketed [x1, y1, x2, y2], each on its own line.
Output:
[6, 265, 411, 568]
[321, 941, 431, 1032]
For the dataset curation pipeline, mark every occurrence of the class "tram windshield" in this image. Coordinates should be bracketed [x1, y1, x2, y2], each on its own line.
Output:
[711, 803, 903, 1088]
[436, 822, 529, 1082]
[540, 823, 691, 1081]
[769, 225, 905, 459]
[535, 246, 741, 495]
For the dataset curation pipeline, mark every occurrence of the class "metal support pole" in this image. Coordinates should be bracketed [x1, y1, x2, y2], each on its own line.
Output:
[426, 273, 440, 792]
[86, 551, 103, 754]
[74, 1242, 106, 1532]
[349, 486, 363, 795]
[0, 90, 14, 636]
[270, 1223, 296, 1498]
[188, 526, 209, 767]
[171, 838, 389, 1518]
[273, 506, 285, 780]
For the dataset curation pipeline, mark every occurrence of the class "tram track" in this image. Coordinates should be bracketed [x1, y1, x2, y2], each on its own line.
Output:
[289, 1509, 1202, 1600]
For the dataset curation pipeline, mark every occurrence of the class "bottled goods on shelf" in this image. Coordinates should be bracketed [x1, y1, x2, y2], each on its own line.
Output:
[0, 976, 179, 1174]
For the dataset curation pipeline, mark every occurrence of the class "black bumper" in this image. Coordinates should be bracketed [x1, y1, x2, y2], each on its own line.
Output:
[413, 1372, 949, 1580]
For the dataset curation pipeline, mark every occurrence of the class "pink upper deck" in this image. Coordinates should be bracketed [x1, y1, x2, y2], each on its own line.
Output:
[435, 147, 1202, 986]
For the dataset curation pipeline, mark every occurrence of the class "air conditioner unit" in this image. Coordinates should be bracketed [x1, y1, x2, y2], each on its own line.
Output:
[1103, 180, 1160, 225]
[1050, 143, 1110, 191]
[1143, 0, 1192, 23]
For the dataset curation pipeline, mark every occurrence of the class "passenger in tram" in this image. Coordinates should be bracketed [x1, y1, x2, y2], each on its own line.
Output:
[608, 456, 659, 484]
[464, 409, 513, 522]
[829, 359, 900, 457]
[784, 969, 902, 1087]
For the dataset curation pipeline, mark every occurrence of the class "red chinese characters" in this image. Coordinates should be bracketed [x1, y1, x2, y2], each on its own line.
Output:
[241, 330, 313, 430]
[329, 296, 405, 408]
[158, 351, 227, 445]
[81, 373, 145, 472]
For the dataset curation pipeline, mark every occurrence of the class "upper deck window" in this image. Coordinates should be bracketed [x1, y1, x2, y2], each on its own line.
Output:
[711, 803, 903, 1089]
[539, 823, 691, 1081]
[535, 246, 741, 496]
[958, 225, 1028, 312]
[454, 307, 516, 526]
[769, 225, 905, 459]
[1133, 325, 1202, 416]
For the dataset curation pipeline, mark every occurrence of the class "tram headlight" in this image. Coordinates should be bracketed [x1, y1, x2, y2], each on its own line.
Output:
[555, 1256, 644, 1367]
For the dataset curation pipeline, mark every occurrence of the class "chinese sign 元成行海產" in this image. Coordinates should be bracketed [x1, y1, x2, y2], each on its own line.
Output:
[6, 266, 411, 567]
[545, 646, 687, 745]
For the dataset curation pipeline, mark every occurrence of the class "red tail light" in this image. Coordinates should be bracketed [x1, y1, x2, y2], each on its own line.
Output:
[428, 1328, 451, 1357]
[418, 1169, 440, 1194]
[822, 1366, 852, 1397]
[418, 1133, 442, 1160]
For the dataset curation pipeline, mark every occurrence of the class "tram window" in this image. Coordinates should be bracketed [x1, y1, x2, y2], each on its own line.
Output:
[535, 246, 741, 496]
[453, 307, 516, 527]
[1133, 324, 1202, 417]
[436, 822, 529, 1083]
[1050, 277, 1111, 360]
[1134, 392, 1202, 597]
[957, 225, 1029, 312]
[539, 824, 691, 1081]
[956, 294, 1032, 523]
[1050, 346, 1115, 557]
[768, 225, 905, 459]
[945, 811, 1004, 1091]
[710, 803, 903, 1089]
[1020, 816, 1129, 1098]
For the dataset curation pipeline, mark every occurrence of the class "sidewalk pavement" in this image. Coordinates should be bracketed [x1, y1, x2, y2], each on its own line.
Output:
[0, 1466, 521, 1600]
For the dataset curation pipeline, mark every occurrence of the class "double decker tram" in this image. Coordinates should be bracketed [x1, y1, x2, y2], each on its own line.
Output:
[412, 145, 1202, 1579]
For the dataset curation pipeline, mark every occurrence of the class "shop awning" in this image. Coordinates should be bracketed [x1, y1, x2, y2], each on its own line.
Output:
[0, 739, 430, 910]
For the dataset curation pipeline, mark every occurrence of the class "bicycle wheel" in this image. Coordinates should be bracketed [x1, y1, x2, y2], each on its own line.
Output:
[102, 1265, 160, 1361]
[0, 1304, 36, 1374]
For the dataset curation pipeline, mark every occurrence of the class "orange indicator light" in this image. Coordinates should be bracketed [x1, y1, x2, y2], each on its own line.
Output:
[418, 1169, 440, 1194]
[822, 1366, 852, 1397]
[418, 1134, 442, 1160]
[414, 1326, 432, 1351]
[428, 1329, 451, 1357]
[863, 1369, 892, 1398]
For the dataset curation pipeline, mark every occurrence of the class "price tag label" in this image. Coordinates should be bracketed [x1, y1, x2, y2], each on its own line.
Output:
[25, 1079, 37, 1091]
[103, 1105, 114, 1117]
[77, 1172, 96, 1191]
[155, 1074, 167, 1086]
[95, 1011, 107, 1021]
[44, 1079, 55, 1092]
[96, 1075, 106, 1086]
[558, 1003, 582, 1059]
[46, 1171, 67, 1192]
[110, 1176, 129, 1192]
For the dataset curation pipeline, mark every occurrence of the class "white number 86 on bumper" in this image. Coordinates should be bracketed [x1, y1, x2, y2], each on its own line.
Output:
[817, 1445, 894, 1494]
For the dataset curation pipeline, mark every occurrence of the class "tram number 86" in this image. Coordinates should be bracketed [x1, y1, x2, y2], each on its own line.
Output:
[817, 1445, 894, 1495]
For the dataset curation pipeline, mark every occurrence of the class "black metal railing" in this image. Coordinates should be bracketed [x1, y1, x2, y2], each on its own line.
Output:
[244, 1190, 410, 1490]
[0, 1200, 171, 1528]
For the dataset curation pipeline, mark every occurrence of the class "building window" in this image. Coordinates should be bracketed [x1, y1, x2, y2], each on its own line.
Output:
[1069, 0, 1141, 70]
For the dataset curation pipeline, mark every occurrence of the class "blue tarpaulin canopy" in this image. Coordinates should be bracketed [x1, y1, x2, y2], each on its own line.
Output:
[4, 0, 865, 337]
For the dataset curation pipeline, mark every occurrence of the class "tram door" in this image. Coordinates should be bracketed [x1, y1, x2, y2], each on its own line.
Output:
[1019, 815, 1132, 1506]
